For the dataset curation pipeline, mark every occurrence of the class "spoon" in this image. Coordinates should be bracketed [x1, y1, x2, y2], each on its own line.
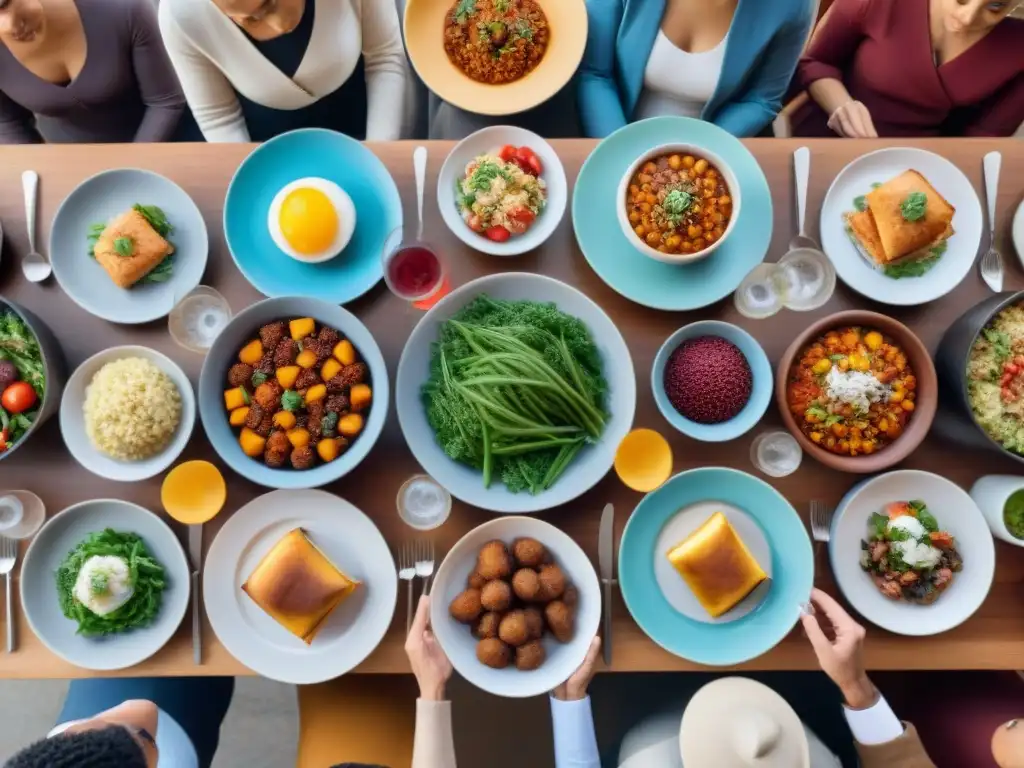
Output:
[413, 145, 427, 242]
[789, 147, 819, 251]
[20, 171, 50, 283]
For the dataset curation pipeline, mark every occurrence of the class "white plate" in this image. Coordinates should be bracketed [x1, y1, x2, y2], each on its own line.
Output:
[1013, 199, 1024, 269]
[437, 126, 567, 257]
[820, 148, 982, 305]
[430, 517, 601, 698]
[60, 346, 196, 482]
[829, 470, 995, 636]
[203, 490, 397, 684]
[20, 499, 190, 671]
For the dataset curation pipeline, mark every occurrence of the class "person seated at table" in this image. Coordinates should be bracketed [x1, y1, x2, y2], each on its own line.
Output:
[577, 0, 816, 139]
[0, 0, 188, 144]
[158, 0, 408, 142]
[550, 589, 936, 767]
[790, 0, 1024, 138]
[4, 677, 234, 768]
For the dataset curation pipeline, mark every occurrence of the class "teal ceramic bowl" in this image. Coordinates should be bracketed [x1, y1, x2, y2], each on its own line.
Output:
[619, 467, 813, 665]
[652, 321, 772, 442]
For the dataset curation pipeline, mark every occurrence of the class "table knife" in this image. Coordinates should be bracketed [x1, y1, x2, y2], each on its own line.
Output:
[598, 503, 615, 667]
[188, 524, 203, 665]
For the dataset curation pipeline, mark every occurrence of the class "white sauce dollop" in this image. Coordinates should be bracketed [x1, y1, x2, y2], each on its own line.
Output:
[73, 555, 134, 616]
[887, 516, 927, 541]
[890, 539, 943, 570]
[825, 367, 891, 414]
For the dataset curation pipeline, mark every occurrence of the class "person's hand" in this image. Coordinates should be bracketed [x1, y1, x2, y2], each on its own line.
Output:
[827, 100, 879, 138]
[800, 588, 876, 709]
[552, 636, 601, 702]
[405, 595, 453, 701]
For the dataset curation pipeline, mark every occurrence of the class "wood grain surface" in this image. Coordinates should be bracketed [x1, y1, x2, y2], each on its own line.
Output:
[0, 138, 1021, 679]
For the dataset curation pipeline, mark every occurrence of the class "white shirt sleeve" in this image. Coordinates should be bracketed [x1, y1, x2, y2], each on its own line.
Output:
[358, 0, 408, 140]
[550, 696, 601, 768]
[842, 694, 906, 746]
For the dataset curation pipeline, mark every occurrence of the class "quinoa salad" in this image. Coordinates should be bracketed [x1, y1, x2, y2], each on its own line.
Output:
[457, 148, 546, 243]
[967, 302, 1024, 454]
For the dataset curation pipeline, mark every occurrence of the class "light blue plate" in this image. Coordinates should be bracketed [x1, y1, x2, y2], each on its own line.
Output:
[572, 117, 772, 311]
[50, 169, 208, 324]
[652, 321, 772, 442]
[223, 129, 402, 304]
[619, 467, 813, 665]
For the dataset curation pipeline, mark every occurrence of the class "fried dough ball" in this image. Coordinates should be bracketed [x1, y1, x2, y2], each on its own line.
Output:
[515, 640, 546, 671]
[256, 413, 274, 437]
[544, 600, 574, 643]
[512, 568, 540, 602]
[467, 571, 487, 590]
[273, 338, 299, 368]
[318, 327, 340, 348]
[253, 380, 283, 411]
[295, 368, 319, 391]
[477, 541, 513, 581]
[449, 589, 483, 624]
[255, 352, 276, 376]
[513, 538, 546, 568]
[290, 445, 315, 470]
[264, 430, 291, 468]
[244, 403, 265, 431]
[562, 585, 579, 609]
[340, 362, 368, 386]
[228, 363, 254, 388]
[259, 321, 286, 350]
[325, 393, 350, 414]
[498, 610, 530, 647]
[523, 607, 544, 640]
[474, 612, 501, 640]
[477, 638, 511, 669]
[480, 580, 513, 612]
[537, 564, 566, 602]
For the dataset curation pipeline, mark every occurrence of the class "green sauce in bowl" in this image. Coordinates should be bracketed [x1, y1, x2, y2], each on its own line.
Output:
[1003, 489, 1024, 540]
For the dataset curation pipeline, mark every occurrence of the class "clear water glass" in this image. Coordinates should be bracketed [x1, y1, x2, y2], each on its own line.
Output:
[397, 474, 452, 531]
[735, 248, 835, 319]
[750, 430, 803, 478]
[168, 286, 232, 354]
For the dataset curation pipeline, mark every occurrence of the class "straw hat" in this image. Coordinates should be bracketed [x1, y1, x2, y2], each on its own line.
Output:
[680, 678, 810, 768]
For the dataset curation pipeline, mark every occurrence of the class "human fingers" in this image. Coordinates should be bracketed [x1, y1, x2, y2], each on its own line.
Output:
[809, 589, 858, 632]
[827, 108, 850, 138]
[800, 610, 834, 659]
[857, 103, 879, 138]
[569, 637, 602, 690]
[406, 595, 431, 649]
[832, 105, 860, 138]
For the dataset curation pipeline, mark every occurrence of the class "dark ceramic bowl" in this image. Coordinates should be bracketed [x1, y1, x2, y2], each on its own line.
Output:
[775, 310, 937, 474]
[0, 297, 67, 462]
[934, 290, 1024, 463]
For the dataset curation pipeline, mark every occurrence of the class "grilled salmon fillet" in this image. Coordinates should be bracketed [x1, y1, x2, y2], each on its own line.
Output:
[94, 208, 174, 289]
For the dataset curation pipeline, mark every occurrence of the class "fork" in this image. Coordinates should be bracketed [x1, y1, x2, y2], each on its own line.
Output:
[979, 151, 1004, 293]
[398, 543, 415, 636]
[414, 540, 435, 597]
[809, 500, 832, 582]
[0, 537, 17, 652]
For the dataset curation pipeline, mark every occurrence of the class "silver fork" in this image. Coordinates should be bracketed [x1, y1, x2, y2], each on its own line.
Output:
[809, 500, 832, 582]
[0, 537, 17, 652]
[980, 151, 1004, 293]
[414, 540, 436, 597]
[398, 543, 415, 636]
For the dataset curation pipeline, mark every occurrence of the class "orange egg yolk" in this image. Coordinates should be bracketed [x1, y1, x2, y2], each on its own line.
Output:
[279, 188, 339, 256]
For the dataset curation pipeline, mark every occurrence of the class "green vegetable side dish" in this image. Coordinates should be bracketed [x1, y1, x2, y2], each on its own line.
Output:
[423, 296, 608, 495]
[56, 529, 166, 637]
[900, 191, 928, 222]
[87, 204, 175, 285]
[0, 310, 45, 452]
[1004, 489, 1024, 540]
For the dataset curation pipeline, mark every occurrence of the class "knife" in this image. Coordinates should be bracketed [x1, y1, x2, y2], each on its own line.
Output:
[598, 503, 615, 667]
[188, 524, 203, 665]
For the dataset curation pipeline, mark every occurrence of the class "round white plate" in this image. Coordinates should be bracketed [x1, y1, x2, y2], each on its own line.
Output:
[20, 499, 190, 671]
[1013, 199, 1024, 269]
[653, 500, 772, 625]
[820, 148, 982, 305]
[60, 346, 196, 482]
[203, 489, 397, 684]
[829, 470, 995, 636]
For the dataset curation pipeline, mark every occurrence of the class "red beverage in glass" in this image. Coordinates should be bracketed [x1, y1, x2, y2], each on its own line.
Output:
[386, 244, 443, 300]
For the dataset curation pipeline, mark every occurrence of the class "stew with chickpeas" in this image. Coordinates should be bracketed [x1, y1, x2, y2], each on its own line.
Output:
[625, 151, 732, 256]
[787, 327, 917, 457]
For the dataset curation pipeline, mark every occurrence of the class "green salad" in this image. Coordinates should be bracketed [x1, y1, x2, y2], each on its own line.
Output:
[0, 310, 44, 453]
[87, 204, 174, 284]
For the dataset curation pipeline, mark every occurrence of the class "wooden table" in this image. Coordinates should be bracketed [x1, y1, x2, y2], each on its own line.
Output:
[0, 139, 1022, 679]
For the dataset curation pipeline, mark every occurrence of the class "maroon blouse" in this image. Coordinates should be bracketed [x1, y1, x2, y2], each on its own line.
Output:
[792, 0, 1024, 137]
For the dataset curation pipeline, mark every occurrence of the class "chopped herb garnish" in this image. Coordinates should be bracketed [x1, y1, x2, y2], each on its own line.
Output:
[250, 371, 268, 388]
[494, 0, 509, 11]
[468, 160, 512, 192]
[900, 191, 928, 222]
[113, 236, 134, 257]
[89, 571, 109, 597]
[870, 182, 883, 189]
[455, 0, 476, 22]
[853, 195, 868, 212]
[321, 411, 339, 437]
[662, 189, 693, 226]
[515, 19, 533, 38]
[281, 390, 303, 412]
[240, 387, 251, 406]
[882, 241, 946, 279]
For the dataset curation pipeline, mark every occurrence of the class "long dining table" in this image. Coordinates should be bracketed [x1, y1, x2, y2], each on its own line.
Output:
[0, 138, 1021, 680]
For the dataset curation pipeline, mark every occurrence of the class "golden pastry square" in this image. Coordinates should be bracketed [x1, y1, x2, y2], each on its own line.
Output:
[242, 528, 359, 644]
[666, 511, 767, 618]
[94, 208, 175, 289]
[865, 170, 955, 262]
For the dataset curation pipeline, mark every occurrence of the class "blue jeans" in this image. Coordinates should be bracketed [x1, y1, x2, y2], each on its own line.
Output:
[57, 677, 234, 768]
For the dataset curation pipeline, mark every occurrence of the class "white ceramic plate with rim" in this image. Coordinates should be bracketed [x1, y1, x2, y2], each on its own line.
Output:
[60, 345, 196, 482]
[395, 272, 636, 514]
[437, 125, 567, 257]
[20, 499, 190, 671]
[829, 469, 995, 636]
[430, 516, 601, 698]
[820, 148, 982, 306]
[203, 489, 397, 685]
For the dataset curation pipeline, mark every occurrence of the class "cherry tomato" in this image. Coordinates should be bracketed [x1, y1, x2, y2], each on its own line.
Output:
[1, 381, 36, 414]
[485, 226, 511, 242]
[506, 207, 535, 235]
[467, 214, 484, 232]
[498, 145, 518, 163]
[516, 146, 543, 177]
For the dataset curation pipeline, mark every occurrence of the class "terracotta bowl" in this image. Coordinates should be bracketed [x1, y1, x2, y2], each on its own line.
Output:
[775, 310, 937, 474]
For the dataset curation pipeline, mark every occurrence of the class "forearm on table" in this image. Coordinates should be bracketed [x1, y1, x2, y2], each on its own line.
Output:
[808, 78, 854, 120]
[412, 699, 456, 768]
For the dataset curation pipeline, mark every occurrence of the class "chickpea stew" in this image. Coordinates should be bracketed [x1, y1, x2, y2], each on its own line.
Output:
[444, 0, 549, 86]
[625, 152, 733, 256]
[786, 327, 917, 457]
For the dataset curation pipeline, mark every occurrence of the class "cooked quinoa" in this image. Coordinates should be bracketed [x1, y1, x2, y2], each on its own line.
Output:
[84, 357, 182, 460]
[967, 303, 1024, 453]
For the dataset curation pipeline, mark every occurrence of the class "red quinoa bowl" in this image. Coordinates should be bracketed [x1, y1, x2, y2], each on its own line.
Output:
[776, 311, 936, 474]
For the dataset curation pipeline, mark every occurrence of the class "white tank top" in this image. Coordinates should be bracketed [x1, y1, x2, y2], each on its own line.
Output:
[633, 30, 728, 121]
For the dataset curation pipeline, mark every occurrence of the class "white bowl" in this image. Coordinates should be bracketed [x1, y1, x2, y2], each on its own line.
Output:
[437, 125, 567, 257]
[60, 346, 196, 482]
[267, 177, 356, 265]
[430, 516, 601, 698]
[830, 470, 995, 636]
[616, 143, 741, 265]
[970, 475, 1024, 547]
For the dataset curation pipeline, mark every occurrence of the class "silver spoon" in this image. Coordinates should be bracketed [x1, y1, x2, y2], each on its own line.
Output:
[790, 147, 819, 251]
[413, 145, 427, 243]
[20, 171, 50, 283]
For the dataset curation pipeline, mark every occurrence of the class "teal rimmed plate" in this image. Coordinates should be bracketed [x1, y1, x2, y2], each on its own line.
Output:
[619, 467, 812, 665]
[572, 117, 772, 311]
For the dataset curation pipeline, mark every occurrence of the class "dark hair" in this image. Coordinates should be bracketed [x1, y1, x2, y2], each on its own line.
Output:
[5, 725, 148, 768]
[331, 764, 389, 768]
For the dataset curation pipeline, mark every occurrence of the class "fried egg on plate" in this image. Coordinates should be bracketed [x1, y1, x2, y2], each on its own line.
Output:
[267, 177, 356, 263]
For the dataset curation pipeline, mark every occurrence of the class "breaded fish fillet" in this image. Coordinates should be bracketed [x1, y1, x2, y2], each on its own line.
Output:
[94, 208, 174, 289]
[865, 170, 955, 262]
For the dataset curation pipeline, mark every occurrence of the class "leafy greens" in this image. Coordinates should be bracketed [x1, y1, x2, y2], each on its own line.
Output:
[0, 310, 44, 447]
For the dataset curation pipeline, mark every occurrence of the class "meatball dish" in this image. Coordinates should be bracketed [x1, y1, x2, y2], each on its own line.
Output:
[443, 0, 549, 85]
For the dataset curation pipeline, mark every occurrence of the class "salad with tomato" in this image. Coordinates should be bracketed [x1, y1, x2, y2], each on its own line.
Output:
[456, 144, 546, 243]
[0, 310, 44, 454]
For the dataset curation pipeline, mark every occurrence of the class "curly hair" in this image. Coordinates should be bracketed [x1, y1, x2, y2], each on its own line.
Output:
[5, 725, 148, 768]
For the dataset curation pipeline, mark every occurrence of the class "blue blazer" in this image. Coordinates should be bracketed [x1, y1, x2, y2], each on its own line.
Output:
[578, 0, 815, 138]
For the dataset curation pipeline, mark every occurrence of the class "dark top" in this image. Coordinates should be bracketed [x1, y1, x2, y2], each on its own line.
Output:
[0, 0, 186, 144]
[793, 0, 1024, 137]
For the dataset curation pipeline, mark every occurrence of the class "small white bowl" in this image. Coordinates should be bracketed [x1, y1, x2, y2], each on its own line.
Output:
[267, 177, 356, 265]
[60, 346, 196, 482]
[616, 143, 741, 265]
[437, 125, 567, 257]
[970, 475, 1024, 547]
